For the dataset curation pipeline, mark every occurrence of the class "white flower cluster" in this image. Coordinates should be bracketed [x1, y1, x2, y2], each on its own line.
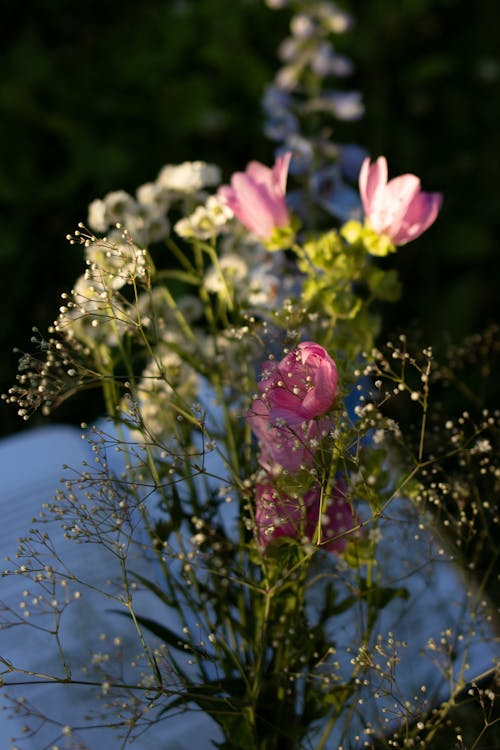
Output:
[174, 195, 233, 240]
[88, 189, 169, 247]
[157, 161, 220, 194]
[203, 236, 293, 310]
[55, 273, 131, 347]
[56, 146, 296, 365]
[55, 225, 154, 346]
[87, 160, 221, 246]
[85, 231, 149, 290]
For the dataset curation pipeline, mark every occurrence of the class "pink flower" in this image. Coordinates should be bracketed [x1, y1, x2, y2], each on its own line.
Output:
[260, 342, 338, 423]
[255, 482, 316, 547]
[359, 156, 442, 245]
[248, 397, 331, 475]
[218, 152, 292, 240]
[247, 342, 338, 475]
[255, 479, 355, 553]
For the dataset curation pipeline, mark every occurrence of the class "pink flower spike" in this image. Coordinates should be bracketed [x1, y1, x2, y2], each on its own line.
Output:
[246, 342, 338, 476]
[218, 152, 292, 241]
[359, 156, 443, 246]
[246, 395, 331, 475]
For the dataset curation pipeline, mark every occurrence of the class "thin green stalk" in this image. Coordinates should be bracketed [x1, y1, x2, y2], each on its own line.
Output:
[418, 354, 432, 462]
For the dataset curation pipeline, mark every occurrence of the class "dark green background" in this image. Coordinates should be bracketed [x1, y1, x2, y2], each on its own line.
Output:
[1, 0, 499, 435]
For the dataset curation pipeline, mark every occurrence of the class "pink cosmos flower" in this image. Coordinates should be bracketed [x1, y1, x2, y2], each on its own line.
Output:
[247, 342, 338, 475]
[218, 152, 292, 240]
[255, 479, 355, 553]
[359, 156, 443, 245]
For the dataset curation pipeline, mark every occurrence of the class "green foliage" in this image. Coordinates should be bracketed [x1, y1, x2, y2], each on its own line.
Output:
[298, 226, 402, 357]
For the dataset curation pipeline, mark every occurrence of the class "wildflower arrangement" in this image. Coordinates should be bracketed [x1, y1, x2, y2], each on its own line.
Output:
[2, 2, 498, 749]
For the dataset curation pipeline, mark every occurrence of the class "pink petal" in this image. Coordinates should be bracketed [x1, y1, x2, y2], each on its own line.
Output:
[392, 191, 443, 245]
[378, 173, 421, 237]
[230, 173, 275, 238]
[246, 154, 290, 227]
[359, 157, 443, 245]
[218, 154, 291, 240]
[246, 161, 274, 191]
[298, 340, 326, 363]
[301, 364, 337, 417]
[217, 185, 233, 201]
[268, 389, 304, 424]
[359, 156, 388, 214]
[255, 483, 310, 547]
[272, 151, 292, 195]
[298, 342, 338, 417]
[384, 173, 421, 208]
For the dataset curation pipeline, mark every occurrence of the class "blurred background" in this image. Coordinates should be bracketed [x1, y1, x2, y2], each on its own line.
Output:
[1, 0, 499, 436]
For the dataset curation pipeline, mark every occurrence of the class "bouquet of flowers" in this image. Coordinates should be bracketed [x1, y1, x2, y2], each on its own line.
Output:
[2, 2, 498, 749]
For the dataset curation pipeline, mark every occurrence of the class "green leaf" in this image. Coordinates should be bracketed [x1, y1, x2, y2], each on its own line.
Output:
[360, 582, 410, 609]
[157, 479, 184, 535]
[213, 711, 255, 749]
[340, 220, 364, 245]
[366, 266, 402, 301]
[363, 230, 396, 257]
[264, 221, 297, 251]
[274, 469, 315, 496]
[341, 220, 397, 257]
[329, 594, 358, 616]
[330, 289, 362, 319]
[109, 609, 208, 659]
[322, 685, 352, 708]
[303, 230, 343, 269]
[342, 536, 376, 568]
[130, 570, 175, 608]
[161, 676, 251, 743]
